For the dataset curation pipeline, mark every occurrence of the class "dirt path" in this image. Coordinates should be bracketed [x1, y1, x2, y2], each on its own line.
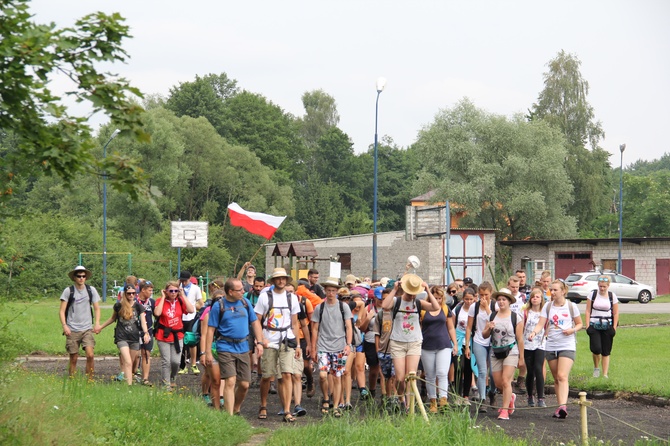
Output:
[18, 355, 670, 445]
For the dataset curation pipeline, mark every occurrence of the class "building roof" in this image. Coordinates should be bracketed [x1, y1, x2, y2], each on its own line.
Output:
[500, 237, 670, 247]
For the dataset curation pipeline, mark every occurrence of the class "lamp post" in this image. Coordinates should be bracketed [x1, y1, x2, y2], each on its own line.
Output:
[372, 77, 386, 282]
[102, 129, 121, 302]
[618, 143, 626, 273]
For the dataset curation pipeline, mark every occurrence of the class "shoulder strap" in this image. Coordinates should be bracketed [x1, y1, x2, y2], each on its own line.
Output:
[339, 300, 346, 333]
[489, 310, 497, 321]
[608, 291, 614, 318]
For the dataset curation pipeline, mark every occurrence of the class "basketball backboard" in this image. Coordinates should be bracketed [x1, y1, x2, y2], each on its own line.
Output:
[171, 221, 208, 248]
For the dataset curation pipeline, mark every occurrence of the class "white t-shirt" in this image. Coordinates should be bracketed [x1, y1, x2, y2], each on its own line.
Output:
[468, 302, 492, 347]
[523, 309, 546, 351]
[541, 301, 581, 351]
[254, 289, 300, 346]
[588, 290, 619, 320]
[489, 313, 520, 356]
[181, 283, 202, 322]
[456, 304, 470, 333]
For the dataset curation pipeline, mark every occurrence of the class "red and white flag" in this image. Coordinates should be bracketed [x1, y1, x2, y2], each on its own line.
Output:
[227, 202, 286, 240]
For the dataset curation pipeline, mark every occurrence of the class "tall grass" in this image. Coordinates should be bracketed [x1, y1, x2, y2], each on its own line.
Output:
[0, 369, 253, 445]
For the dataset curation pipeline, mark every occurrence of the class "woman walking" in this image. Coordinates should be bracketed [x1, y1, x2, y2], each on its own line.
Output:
[529, 280, 582, 419]
[522, 287, 546, 407]
[100, 285, 150, 386]
[154, 281, 195, 390]
[585, 275, 619, 378]
[420, 286, 458, 413]
[483, 288, 525, 420]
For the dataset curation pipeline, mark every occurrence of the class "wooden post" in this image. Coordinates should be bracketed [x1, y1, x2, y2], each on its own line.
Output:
[407, 371, 430, 422]
[579, 391, 592, 446]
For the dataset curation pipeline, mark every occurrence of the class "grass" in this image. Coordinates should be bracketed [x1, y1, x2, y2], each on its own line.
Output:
[0, 369, 253, 445]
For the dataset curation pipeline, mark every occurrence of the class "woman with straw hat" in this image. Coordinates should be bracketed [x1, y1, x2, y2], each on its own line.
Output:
[381, 274, 440, 411]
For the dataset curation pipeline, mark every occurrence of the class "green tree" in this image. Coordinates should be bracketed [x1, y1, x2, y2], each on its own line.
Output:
[0, 0, 149, 202]
[622, 171, 670, 237]
[530, 50, 611, 231]
[298, 89, 340, 151]
[414, 99, 577, 243]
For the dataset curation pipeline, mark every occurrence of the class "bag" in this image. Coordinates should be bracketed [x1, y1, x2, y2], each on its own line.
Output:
[183, 331, 199, 347]
[591, 319, 610, 331]
[589, 290, 614, 331]
[183, 300, 211, 347]
[284, 337, 298, 349]
[352, 326, 363, 347]
[492, 343, 515, 359]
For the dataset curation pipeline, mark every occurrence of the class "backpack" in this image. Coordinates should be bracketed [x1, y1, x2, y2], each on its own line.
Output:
[153, 298, 187, 353]
[64, 285, 93, 324]
[471, 300, 496, 336]
[260, 290, 294, 332]
[317, 300, 347, 334]
[183, 300, 212, 347]
[213, 298, 251, 343]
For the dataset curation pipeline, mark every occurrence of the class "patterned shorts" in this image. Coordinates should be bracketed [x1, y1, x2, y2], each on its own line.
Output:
[378, 352, 395, 379]
[317, 350, 348, 377]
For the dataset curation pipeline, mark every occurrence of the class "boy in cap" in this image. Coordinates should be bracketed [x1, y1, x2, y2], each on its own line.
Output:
[59, 266, 102, 378]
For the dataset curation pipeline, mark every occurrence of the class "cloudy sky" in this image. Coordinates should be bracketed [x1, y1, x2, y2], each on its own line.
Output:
[30, 0, 670, 167]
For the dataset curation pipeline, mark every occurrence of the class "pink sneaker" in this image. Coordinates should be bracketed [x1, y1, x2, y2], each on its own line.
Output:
[509, 393, 516, 415]
[497, 408, 509, 420]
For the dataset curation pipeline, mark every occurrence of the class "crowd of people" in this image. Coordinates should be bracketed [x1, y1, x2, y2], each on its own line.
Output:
[59, 263, 620, 422]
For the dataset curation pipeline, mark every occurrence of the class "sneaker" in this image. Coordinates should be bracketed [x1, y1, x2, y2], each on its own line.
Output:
[527, 396, 535, 407]
[476, 399, 487, 413]
[360, 388, 370, 400]
[497, 408, 510, 420]
[191, 365, 200, 375]
[203, 394, 212, 406]
[113, 372, 125, 382]
[558, 405, 568, 419]
[134, 375, 143, 384]
[603, 374, 609, 379]
[470, 387, 480, 400]
[508, 393, 516, 415]
[538, 398, 547, 408]
[269, 381, 277, 394]
[593, 368, 600, 378]
[178, 368, 188, 375]
[306, 385, 316, 398]
[293, 405, 307, 417]
[277, 409, 285, 416]
[488, 388, 496, 406]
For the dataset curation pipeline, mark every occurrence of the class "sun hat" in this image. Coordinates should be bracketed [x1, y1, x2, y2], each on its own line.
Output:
[380, 277, 390, 287]
[268, 267, 291, 282]
[492, 287, 516, 304]
[68, 265, 92, 281]
[400, 274, 423, 295]
[320, 277, 340, 289]
[344, 274, 358, 286]
[407, 255, 421, 269]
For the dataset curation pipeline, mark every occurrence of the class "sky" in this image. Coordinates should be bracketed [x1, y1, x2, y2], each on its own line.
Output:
[29, 0, 670, 167]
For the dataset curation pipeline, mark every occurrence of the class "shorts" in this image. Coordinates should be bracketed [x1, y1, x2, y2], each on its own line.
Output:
[300, 338, 310, 361]
[317, 351, 348, 377]
[363, 341, 379, 367]
[140, 337, 154, 352]
[289, 354, 305, 376]
[116, 340, 140, 351]
[261, 347, 296, 378]
[490, 353, 519, 372]
[377, 352, 395, 379]
[217, 351, 251, 382]
[389, 340, 422, 359]
[545, 350, 576, 362]
[65, 329, 95, 354]
[355, 343, 364, 353]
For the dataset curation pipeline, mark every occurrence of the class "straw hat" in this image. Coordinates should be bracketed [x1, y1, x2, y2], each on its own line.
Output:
[268, 267, 291, 282]
[68, 265, 92, 281]
[320, 277, 340, 289]
[492, 287, 516, 304]
[400, 274, 423, 295]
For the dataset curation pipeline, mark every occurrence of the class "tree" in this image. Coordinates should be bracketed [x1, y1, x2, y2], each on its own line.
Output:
[0, 0, 149, 202]
[530, 50, 611, 231]
[414, 99, 577, 243]
[298, 89, 340, 151]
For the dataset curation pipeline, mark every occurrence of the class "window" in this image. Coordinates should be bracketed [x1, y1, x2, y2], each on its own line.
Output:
[338, 253, 351, 270]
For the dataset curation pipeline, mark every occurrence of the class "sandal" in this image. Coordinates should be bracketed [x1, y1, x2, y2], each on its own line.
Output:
[332, 408, 342, 418]
[142, 379, 153, 387]
[321, 400, 330, 415]
[258, 406, 268, 420]
[282, 413, 296, 423]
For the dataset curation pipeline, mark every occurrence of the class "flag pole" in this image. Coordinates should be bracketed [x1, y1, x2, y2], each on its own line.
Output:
[246, 242, 266, 266]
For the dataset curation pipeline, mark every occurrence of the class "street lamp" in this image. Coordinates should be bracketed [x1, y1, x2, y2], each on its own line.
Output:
[618, 143, 626, 273]
[372, 77, 386, 282]
[102, 129, 121, 302]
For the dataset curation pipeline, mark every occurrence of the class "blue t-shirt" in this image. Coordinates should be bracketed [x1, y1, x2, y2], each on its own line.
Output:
[208, 298, 257, 353]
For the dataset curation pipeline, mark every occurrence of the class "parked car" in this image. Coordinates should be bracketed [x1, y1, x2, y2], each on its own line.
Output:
[564, 271, 655, 304]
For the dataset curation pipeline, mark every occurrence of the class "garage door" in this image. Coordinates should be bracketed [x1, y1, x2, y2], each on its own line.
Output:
[555, 252, 593, 280]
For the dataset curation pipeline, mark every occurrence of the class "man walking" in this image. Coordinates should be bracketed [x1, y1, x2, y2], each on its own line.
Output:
[205, 278, 266, 414]
[311, 277, 352, 418]
[307, 268, 325, 299]
[254, 268, 302, 422]
[237, 262, 257, 293]
[59, 266, 102, 378]
[178, 270, 203, 375]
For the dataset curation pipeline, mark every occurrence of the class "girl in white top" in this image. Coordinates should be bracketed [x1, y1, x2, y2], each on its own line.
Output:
[585, 275, 619, 378]
[528, 279, 582, 419]
[522, 287, 546, 407]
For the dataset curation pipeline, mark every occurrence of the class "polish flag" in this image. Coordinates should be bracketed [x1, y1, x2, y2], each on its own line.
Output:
[227, 202, 286, 240]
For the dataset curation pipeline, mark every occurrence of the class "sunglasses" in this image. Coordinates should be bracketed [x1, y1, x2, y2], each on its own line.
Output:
[75, 275, 87, 279]
[126, 292, 136, 295]
[167, 289, 180, 293]
[598, 278, 610, 282]
[448, 289, 457, 294]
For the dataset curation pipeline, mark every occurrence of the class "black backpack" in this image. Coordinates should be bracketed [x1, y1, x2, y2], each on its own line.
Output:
[64, 285, 93, 324]
[213, 297, 251, 344]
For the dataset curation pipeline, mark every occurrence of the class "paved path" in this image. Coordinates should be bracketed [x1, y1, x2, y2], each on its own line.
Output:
[576, 301, 670, 314]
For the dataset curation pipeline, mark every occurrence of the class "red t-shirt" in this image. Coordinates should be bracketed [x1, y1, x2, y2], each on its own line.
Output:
[155, 298, 185, 342]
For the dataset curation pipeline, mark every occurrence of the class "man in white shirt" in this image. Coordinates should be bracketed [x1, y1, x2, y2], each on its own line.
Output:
[254, 268, 301, 422]
[178, 270, 203, 375]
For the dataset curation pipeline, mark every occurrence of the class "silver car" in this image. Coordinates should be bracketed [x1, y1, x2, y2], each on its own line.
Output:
[565, 271, 655, 304]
